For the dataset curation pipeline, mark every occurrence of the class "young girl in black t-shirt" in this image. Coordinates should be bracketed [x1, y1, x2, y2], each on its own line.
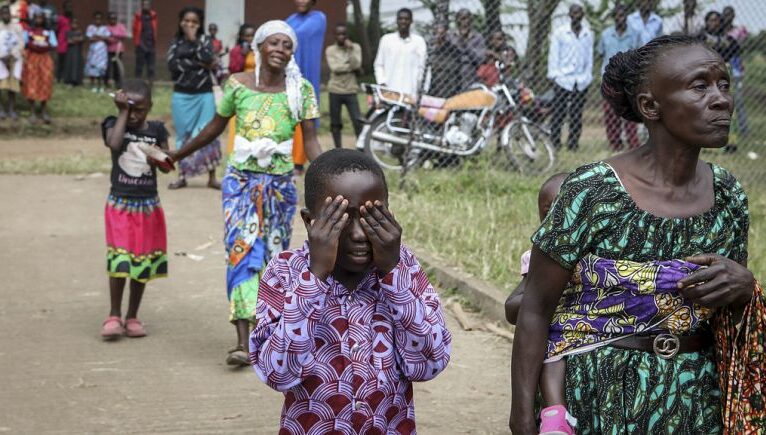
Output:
[100, 79, 170, 340]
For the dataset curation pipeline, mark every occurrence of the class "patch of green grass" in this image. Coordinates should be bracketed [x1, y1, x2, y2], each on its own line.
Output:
[4, 83, 363, 138]
[0, 153, 111, 175]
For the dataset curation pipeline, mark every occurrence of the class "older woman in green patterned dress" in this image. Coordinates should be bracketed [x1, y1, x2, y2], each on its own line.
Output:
[168, 21, 322, 366]
[510, 35, 762, 433]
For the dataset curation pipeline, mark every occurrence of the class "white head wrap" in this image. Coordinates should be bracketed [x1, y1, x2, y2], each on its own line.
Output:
[253, 20, 304, 121]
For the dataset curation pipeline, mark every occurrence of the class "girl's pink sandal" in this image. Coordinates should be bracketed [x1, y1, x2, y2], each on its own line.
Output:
[100, 316, 124, 340]
[124, 318, 147, 338]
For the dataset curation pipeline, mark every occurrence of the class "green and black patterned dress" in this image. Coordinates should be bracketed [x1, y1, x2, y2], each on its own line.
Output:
[532, 161, 749, 434]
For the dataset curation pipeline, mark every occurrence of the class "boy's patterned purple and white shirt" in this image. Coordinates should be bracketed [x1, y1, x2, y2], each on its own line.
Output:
[250, 244, 452, 435]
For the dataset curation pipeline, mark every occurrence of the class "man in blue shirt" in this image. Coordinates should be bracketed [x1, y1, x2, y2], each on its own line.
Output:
[597, 4, 642, 150]
[627, 0, 663, 46]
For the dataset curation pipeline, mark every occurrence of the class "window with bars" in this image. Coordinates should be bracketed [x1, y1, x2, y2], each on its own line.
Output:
[108, 0, 141, 36]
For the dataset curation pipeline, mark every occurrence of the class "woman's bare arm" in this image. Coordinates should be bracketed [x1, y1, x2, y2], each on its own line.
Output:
[170, 114, 230, 161]
[509, 246, 571, 434]
[300, 119, 323, 162]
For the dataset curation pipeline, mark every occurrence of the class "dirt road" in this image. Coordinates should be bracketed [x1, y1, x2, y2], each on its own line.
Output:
[0, 169, 512, 434]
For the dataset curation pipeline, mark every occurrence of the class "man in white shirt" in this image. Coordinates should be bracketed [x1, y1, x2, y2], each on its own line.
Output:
[627, 0, 663, 46]
[666, 0, 704, 36]
[374, 8, 427, 96]
[547, 4, 593, 151]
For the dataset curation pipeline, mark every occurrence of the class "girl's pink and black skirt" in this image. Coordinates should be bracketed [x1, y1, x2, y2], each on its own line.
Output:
[104, 195, 168, 283]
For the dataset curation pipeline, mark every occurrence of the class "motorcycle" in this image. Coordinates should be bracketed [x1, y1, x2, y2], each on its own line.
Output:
[356, 62, 555, 174]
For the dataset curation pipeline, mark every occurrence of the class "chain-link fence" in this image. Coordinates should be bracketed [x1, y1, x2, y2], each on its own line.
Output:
[351, 0, 765, 187]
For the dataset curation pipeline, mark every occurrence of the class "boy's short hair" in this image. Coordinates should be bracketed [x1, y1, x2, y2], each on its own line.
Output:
[122, 78, 152, 100]
[305, 149, 388, 211]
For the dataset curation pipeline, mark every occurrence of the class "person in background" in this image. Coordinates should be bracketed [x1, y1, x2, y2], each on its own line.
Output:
[22, 10, 56, 123]
[62, 16, 83, 86]
[427, 22, 461, 97]
[105, 12, 126, 89]
[226, 23, 255, 75]
[547, 4, 593, 151]
[699, 11, 740, 152]
[208, 22, 225, 56]
[286, 0, 325, 108]
[166, 20, 323, 366]
[9, 0, 28, 27]
[0, 4, 24, 121]
[132, 0, 156, 86]
[224, 23, 255, 154]
[100, 79, 170, 340]
[722, 6, 748, 147]
[85, 11, 109, 93]
[287, 0, 325, 174]
[325, 22, 362, 149]
[597, 4, 641, 151]
[166, 6, 221, 190]
[374, 8, 427, 97]
[448, 8, 486, 92]
[54, 1, 70, 82]
[28, 0, 54, 28]
[627, 0, 663, 46]
[669, 0, 704, 36]
[207, 22, 226, 83]
[477, 30, 518, 87]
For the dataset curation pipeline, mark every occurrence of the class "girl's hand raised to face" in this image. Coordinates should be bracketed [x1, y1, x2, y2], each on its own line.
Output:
[113, 91, 131, 111]
[360, 201, 401, 275]
[306, 196, 349, 282]
[678, 254, 755, 308]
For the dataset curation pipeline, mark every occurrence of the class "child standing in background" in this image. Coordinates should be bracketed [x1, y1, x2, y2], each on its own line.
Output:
[0, 4, 24, 121]
[100, 79, 170, 340]
[505, 172, 576, 435]
[22, 11, 57, 124]
[250, 149, 452, 434]
[63, 17, 84, 86]
[85, 11, 109, 93]
[105, 12, 127, 89]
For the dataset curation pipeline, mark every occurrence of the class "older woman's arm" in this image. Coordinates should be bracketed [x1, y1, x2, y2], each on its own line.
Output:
[300, 119, 322, 162]
[169, 114, 230, 162]
[509, 246, 571, 435]
[679, 254, 755, 320]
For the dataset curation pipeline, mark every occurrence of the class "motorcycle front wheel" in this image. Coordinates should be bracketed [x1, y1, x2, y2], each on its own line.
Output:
[500, 120, 556, 174]
[364, 115, 420, 172]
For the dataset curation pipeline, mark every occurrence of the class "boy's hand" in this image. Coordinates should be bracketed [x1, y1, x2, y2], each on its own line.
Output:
[306, 196, 349, 282]
[360, 201, 401, 275]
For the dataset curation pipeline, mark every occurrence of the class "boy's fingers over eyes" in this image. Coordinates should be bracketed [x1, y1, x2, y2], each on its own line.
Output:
[365, 201, 395, 233]
[329, 198, 349, 224]
[377, 202, 401, 231]
[329, 213, 349, 234]
[677, 266, 719, 288]
[360, 217, 384, 243]
[318, 196, 342, 227]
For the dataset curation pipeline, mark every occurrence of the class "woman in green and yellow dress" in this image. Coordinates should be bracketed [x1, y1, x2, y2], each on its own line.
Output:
[169, 20, 322, 366]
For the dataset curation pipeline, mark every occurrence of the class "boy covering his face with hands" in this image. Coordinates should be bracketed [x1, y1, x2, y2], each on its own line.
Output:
[249, 149, 452, 434]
